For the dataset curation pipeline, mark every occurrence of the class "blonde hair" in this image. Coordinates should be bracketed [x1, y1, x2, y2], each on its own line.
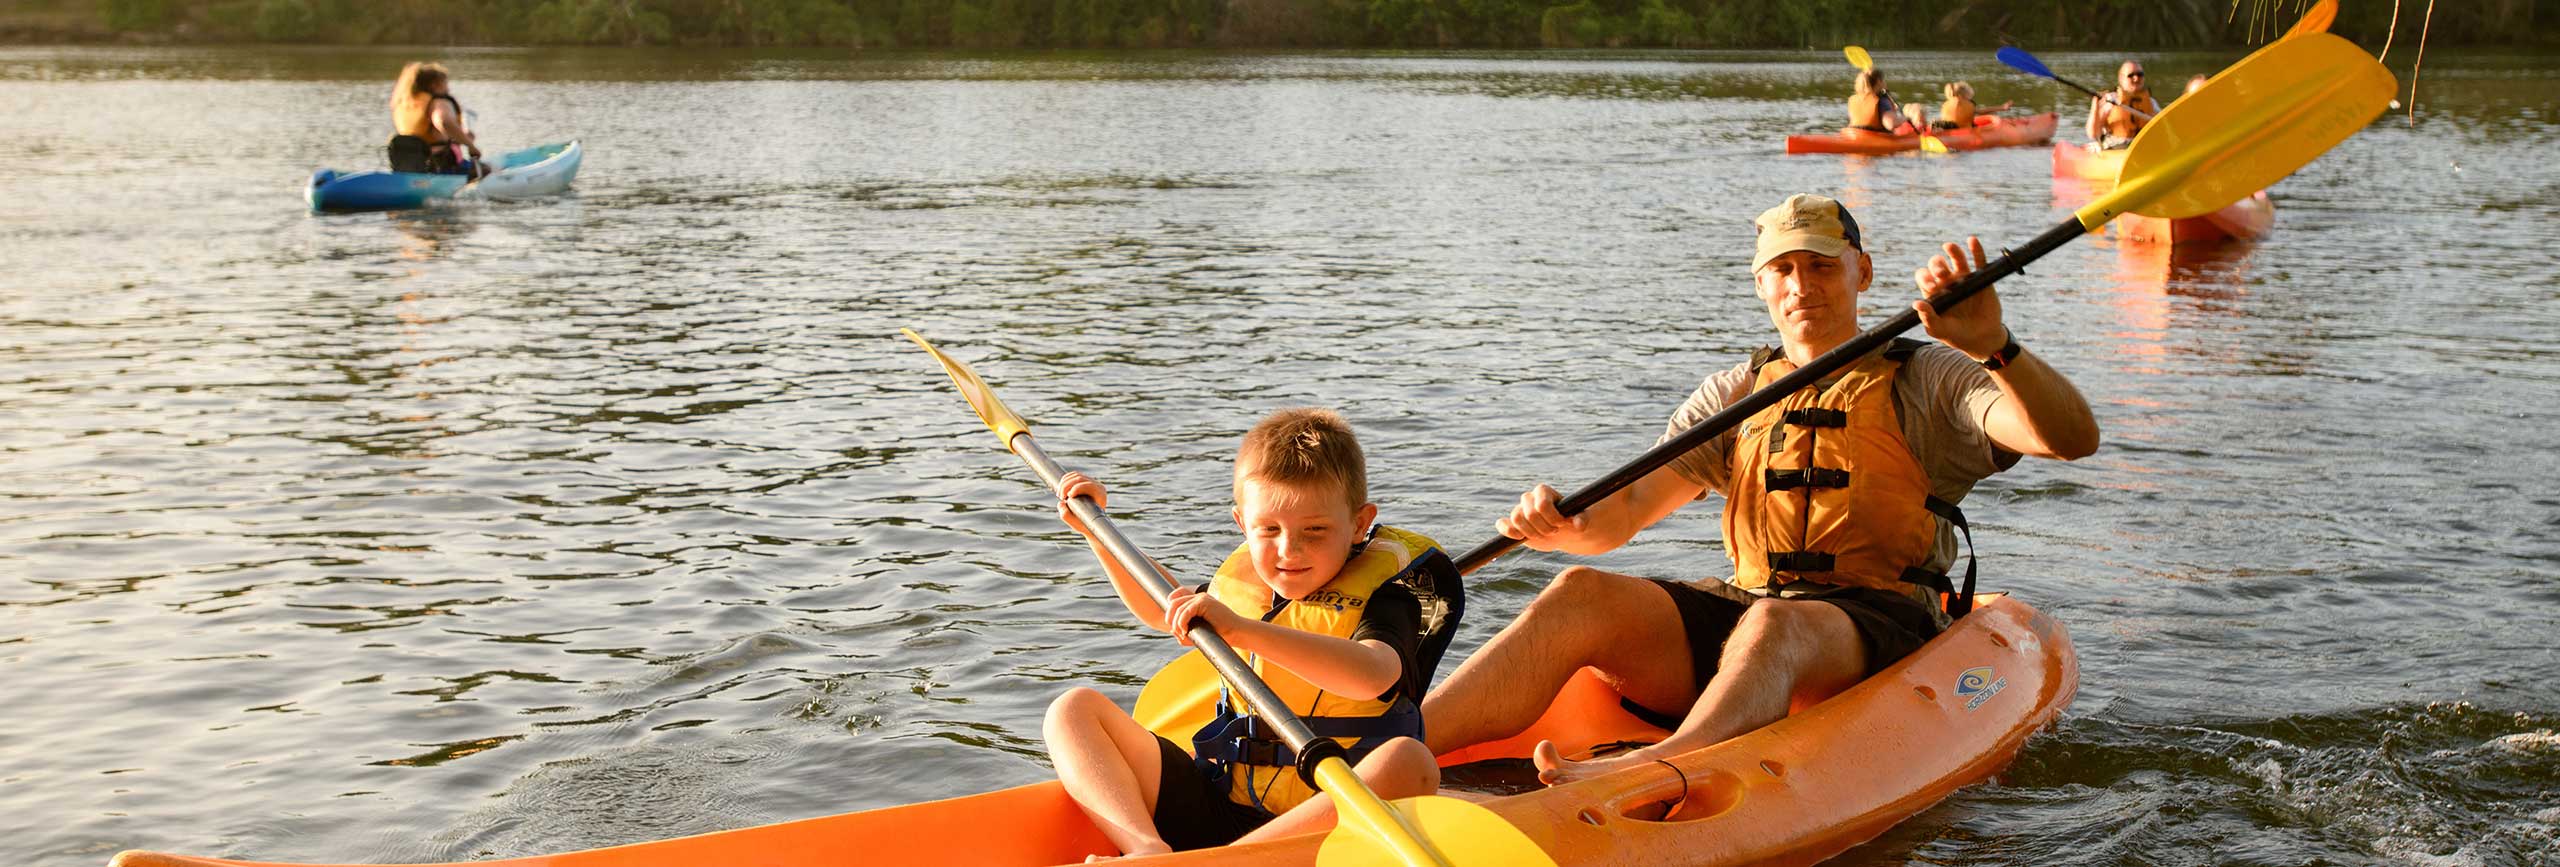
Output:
[391, 62, 449, 110]
[1855, 69, 1884, 94]
[391, 62, 450, 134]
[1234, 408, 1367, 509]
[1944, 81, 1974, 100]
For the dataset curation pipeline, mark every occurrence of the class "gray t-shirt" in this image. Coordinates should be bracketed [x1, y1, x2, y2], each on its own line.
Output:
[1658, 342, 2021, 578]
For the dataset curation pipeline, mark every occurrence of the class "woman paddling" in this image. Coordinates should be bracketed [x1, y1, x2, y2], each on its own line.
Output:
[388, 62, 484, 178]
[1847, 68, 1918, 134]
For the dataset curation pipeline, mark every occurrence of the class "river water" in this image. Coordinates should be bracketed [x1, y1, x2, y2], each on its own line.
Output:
[3, 44, 2556, 867]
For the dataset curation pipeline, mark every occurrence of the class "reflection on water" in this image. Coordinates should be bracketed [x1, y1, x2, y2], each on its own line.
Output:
[3, 45, 2558, 867]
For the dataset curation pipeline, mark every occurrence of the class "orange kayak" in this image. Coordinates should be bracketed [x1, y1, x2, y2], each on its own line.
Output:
[2120, 190, 2276, 244]
[2050, 141, 2126, 182]
[1784, 112, 2058, 155]
[110, 595, 2075, 867]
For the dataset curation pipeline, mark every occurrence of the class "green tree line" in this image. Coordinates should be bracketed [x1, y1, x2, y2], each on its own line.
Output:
[32, 0, 2554, 48]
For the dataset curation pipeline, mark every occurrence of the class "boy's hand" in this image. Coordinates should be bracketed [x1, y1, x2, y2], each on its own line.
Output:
[1162, 585, 1240, 645]
[1055, 471, 1107, 538]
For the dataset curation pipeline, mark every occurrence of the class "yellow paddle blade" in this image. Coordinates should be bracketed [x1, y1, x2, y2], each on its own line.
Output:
[2284, 0, 2338, 38]
[1920, 134, 1950, 154]
[1317, 793, 1557, 867]
[901, 328, 1031, 452]
[1132, 650, 1220, 743]
[2079, 32, 2392, 226]
[1843, 45, 1873, 72]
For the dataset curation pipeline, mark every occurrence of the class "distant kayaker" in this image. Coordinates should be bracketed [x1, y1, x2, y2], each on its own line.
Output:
[1041, 409, 1447, 857]
[2185, 73, 2212, 97]
[2084, 59, 2158, 149]
[1931, 81, 2013, 131]
[1847, 69, 1919, 134]
[388, 62, 484, 178]
[1420, 194, 2101, 785]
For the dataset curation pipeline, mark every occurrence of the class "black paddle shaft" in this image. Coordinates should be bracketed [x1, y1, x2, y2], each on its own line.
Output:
[1450, 217, 2086, 576]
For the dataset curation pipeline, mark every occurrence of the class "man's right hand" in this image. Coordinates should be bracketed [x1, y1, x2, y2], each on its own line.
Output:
[1056, 471, 1106, 538]
[1496, 484, 1588, 551]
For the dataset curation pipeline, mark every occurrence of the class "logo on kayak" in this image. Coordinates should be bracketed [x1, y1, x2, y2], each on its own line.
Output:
[1955, 666, 2007, 711]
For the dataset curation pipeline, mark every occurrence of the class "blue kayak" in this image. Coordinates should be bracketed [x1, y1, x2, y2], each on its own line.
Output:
[307, 140, 583, 212]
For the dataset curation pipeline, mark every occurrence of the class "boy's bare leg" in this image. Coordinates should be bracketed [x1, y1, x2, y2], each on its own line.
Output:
[1045, 687, 1173, 857]
[1234, 736, 1440, 844]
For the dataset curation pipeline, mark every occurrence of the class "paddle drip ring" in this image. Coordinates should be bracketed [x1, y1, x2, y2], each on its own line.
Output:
[1654, 759, 1689, 817]
[2003, 248, 2024, 274]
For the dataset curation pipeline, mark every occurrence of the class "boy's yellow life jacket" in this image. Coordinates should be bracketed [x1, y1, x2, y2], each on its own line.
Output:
[1139, 524, 1447, 816]
[1723, 340, 1972, 611]
[1939, 96, 1977, 127]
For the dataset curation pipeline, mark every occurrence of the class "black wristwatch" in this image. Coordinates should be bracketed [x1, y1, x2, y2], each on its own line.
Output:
[1977, 331, 2023, 371]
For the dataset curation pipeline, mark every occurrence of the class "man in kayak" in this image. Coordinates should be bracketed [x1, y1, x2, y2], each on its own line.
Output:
[388, 62, 485, 178]
[1421, 194, 2100, 785]
[1041, 409, 1447, 856]
[1847, 68, 1919, 134]
[2084, 59, 2157, 149]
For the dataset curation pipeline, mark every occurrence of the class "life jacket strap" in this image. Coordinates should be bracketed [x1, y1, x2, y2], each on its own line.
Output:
[1190, 698, 1423, 775]
[1765, 468, 1851, 491]
[1902, 495, 1978, 617]
[1782, 408, 1847, 428]
[1766, 551, 1836, 572]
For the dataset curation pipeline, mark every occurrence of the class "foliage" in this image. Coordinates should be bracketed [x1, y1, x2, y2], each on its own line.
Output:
[72, 0, 2558, 47]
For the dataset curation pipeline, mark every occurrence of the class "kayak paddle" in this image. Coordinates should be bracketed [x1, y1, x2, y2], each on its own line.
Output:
[1995, 46, 2156, 122]
[1451, 32, 2394, 579]
[904, 329, 1555, 867]
[1842, 45, 1872, 72]
[2286, 0, 2338, 39]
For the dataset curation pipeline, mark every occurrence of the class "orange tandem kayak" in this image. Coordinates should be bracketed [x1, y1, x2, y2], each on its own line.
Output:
[2051, 140, 2126, 182]
[109, 595, 2075, 867]
[1784, 112, 2058, 155]
[2120, 190, 2276, 244]
[2055, 143, 2276, 243]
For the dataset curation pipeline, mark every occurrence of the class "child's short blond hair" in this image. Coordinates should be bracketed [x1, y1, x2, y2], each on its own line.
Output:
[1234, 408, 1367, 509]
[1945, 81, 1974, 100]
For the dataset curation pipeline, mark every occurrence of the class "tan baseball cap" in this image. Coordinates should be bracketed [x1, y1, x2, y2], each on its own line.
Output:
[1752, 194, 1864, 271]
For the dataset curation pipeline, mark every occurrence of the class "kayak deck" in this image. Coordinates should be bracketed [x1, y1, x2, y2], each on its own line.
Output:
[2055, 143, 2276, 244]
[1785, 113, 2058, 156]
[307, 140, 582, 213]
[110, 594, 2074, 867]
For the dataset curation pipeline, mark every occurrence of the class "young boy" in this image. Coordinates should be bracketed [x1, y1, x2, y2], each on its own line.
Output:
[1041, 408, 1446, 857]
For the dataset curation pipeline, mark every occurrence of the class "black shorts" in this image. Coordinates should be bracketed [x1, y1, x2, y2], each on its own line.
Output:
[1626, 578, 1942, 728]
[1148, 735, 1272, 851]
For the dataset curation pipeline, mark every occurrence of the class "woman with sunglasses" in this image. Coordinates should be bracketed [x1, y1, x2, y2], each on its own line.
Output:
[2084, 60, 2157, 149]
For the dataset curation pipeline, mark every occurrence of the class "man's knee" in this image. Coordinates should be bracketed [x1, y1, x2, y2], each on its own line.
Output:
[1731, 599, 1865, 669]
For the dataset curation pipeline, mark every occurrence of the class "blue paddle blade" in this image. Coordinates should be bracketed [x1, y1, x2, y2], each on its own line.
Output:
[1996, 46, 2054, 80]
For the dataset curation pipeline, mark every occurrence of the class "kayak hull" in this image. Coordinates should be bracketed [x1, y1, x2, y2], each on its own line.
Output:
[1785, 112, 2057, 155]
[2121, 190, 2276, 244]
[2050, 140, 2126, 182]
[307, 140, 582, 213]
[110, 595, 2075, 867]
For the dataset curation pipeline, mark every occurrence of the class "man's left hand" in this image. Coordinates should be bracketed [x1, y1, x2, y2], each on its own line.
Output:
[1911, 236, 2009, 360]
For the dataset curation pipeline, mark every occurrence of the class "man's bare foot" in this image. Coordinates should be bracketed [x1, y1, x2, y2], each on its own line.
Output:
[1531, 739, 1652, 786]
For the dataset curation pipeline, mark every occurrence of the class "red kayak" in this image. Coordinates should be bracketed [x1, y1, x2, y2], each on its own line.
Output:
[1785, 112, 2058, 155]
